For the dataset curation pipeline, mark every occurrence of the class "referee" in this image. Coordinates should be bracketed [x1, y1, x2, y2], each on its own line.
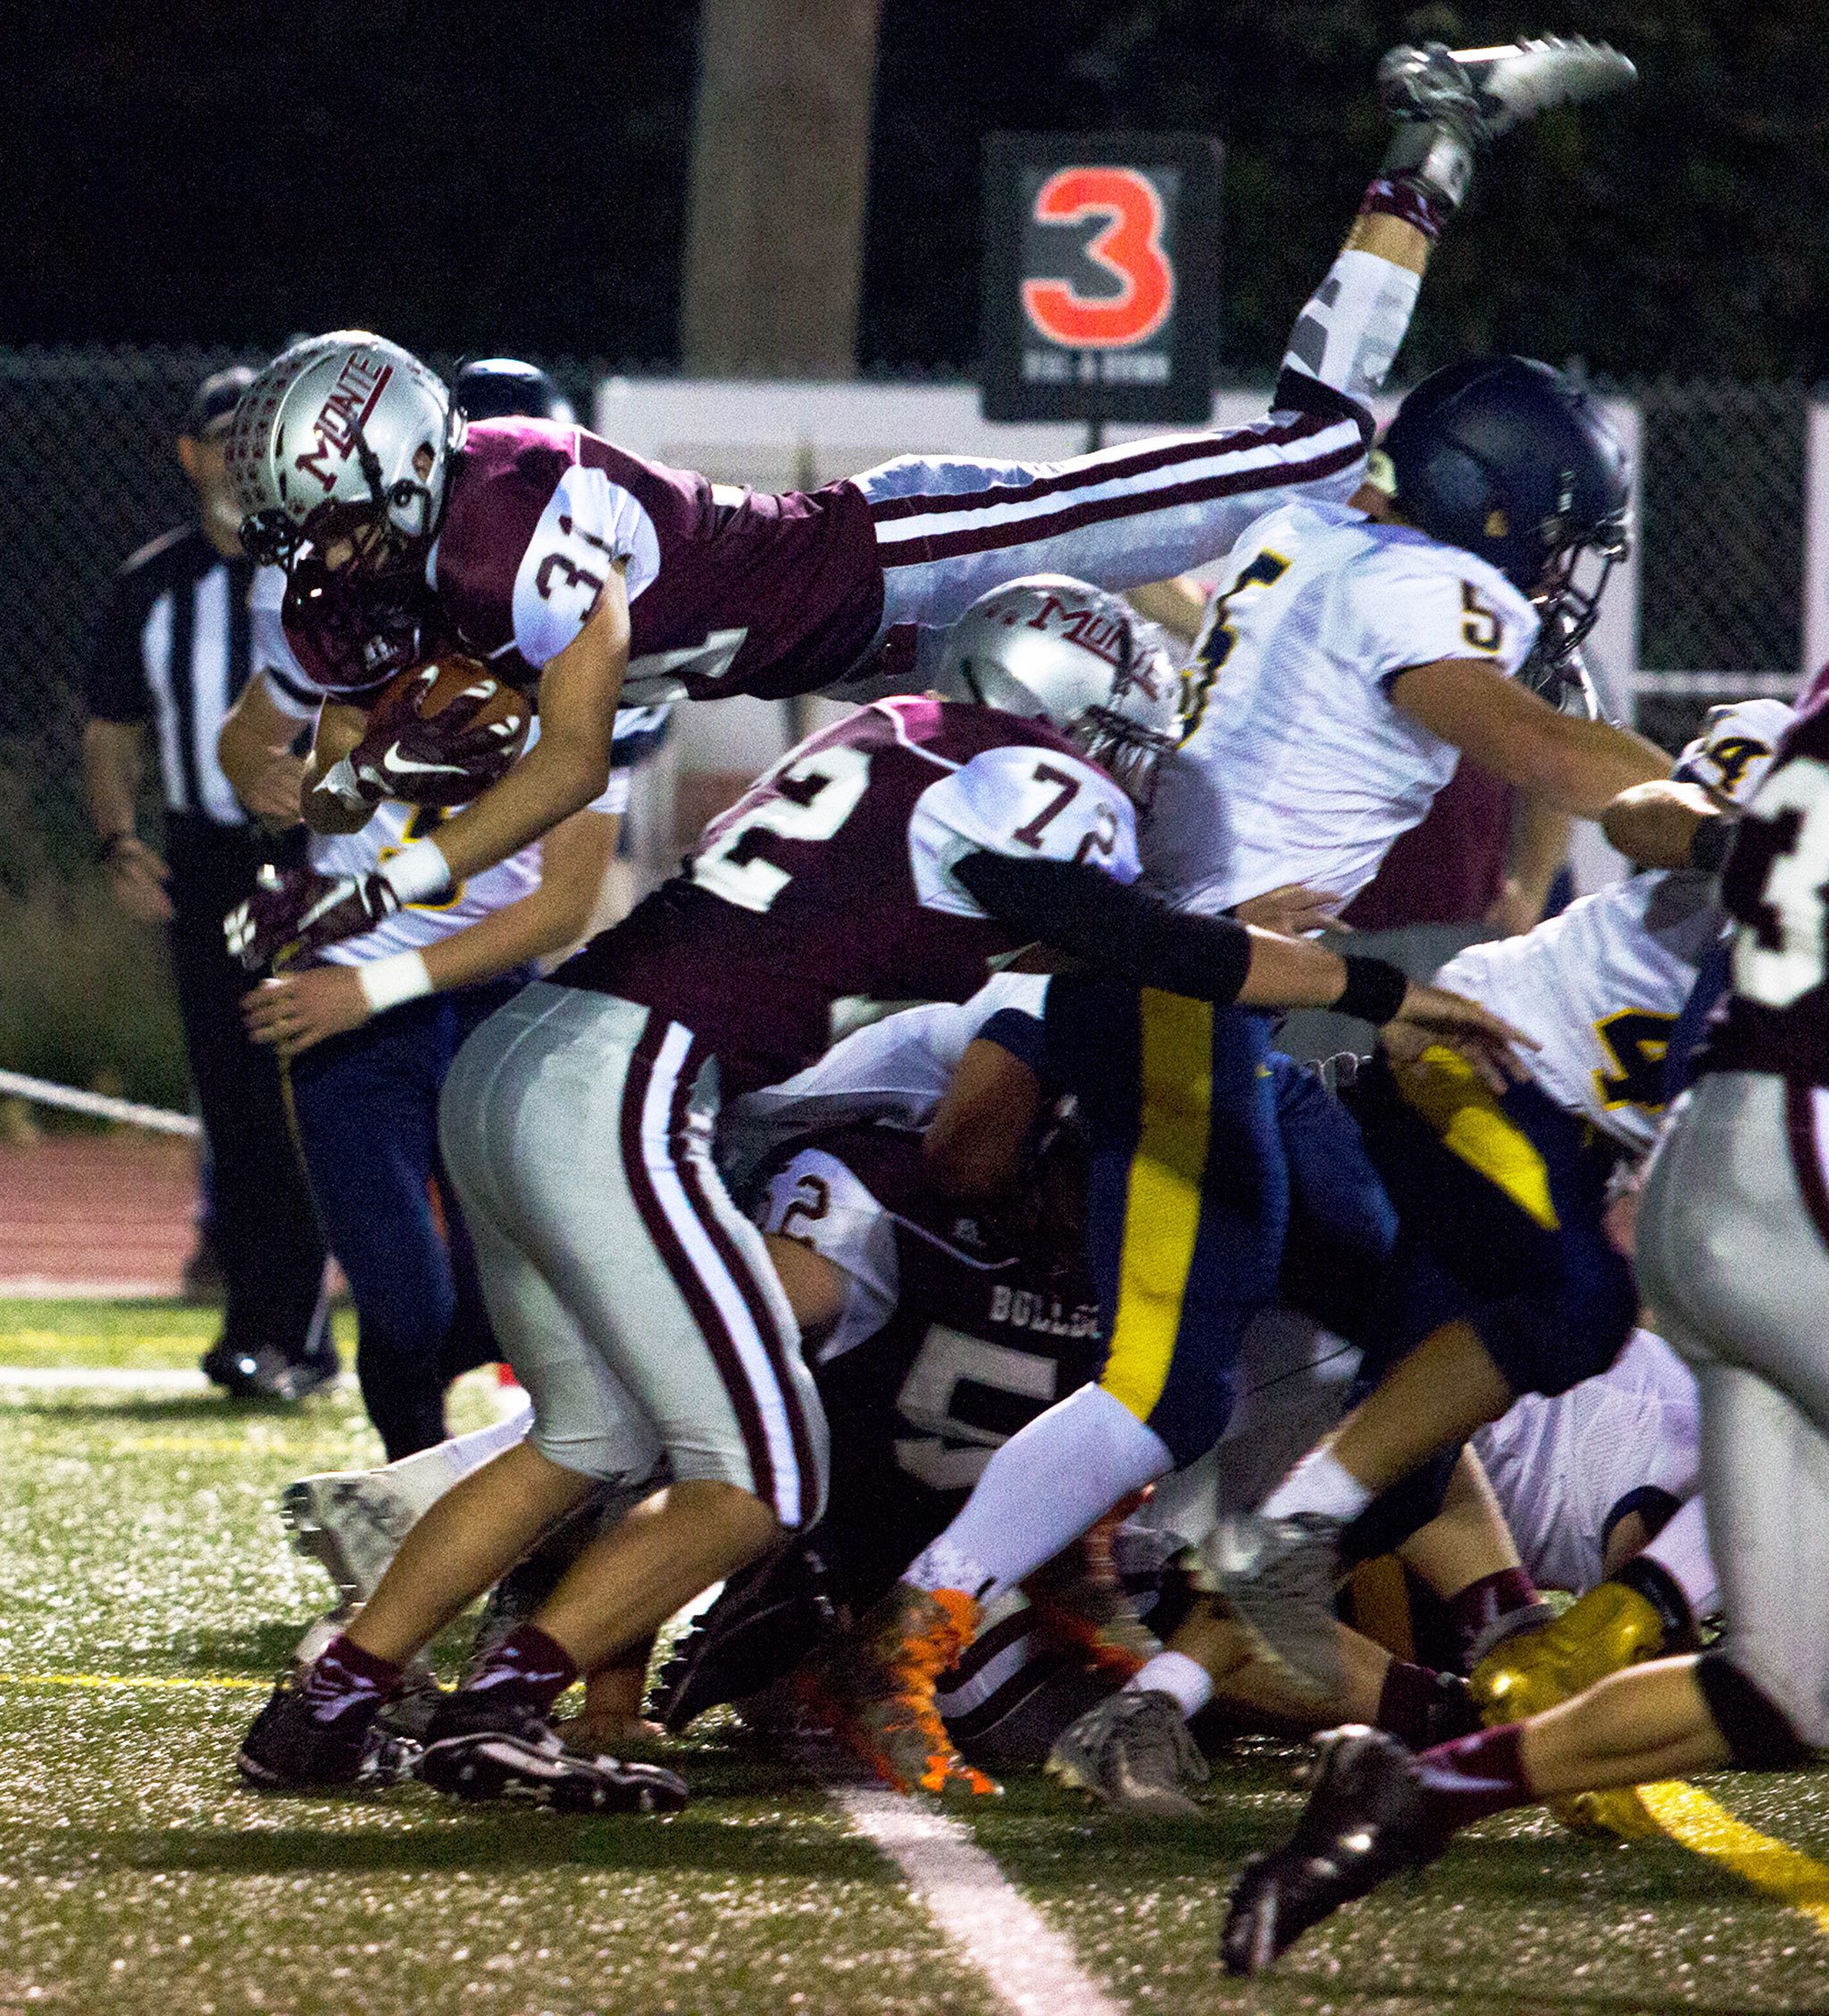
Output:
[82, 366, 331, 1401]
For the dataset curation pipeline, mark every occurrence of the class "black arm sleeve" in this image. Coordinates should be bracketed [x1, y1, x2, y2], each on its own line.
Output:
[953, 850, 1253, 1008]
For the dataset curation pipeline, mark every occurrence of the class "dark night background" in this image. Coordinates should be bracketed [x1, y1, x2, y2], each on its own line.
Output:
[7, 1, 1827, 382]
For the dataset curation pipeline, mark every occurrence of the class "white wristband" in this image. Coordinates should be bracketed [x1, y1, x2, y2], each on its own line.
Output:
[357, 949, 434, 1016]
[380, 836, 452, 905]
[313, 755, 371, 813]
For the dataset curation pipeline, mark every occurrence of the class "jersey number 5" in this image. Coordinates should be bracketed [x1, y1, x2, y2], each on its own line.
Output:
[692, 745, 872, 914]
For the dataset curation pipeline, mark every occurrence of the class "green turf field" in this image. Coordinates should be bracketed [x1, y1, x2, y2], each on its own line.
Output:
[5, 1300, 1829, 2016]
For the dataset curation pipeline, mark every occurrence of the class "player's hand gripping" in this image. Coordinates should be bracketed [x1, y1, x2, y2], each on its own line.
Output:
[224, 865, 403, 975]
[1382, 983, 1539, 1093]
[347, 664, 525, 809]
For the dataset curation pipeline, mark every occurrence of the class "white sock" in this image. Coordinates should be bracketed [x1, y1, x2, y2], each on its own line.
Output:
[1126, 1649, 1214, 1720]
[903, 1384, 1173, 1605]
[1259, 1446, 1374, 1524]
[1641, 1494, 1718, 1619]
[379, 1396, 534, 1521]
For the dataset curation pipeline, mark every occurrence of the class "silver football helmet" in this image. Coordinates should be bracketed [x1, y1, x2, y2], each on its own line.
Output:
[225, 332, 462, 577]
[940, 575, 1184, 811]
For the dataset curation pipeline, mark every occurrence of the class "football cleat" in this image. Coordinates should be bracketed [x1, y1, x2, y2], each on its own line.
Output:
[280, 1469, 424, 1607]
[1023, 1525, 1160, 1684]
[1379, 37, 1636, 145]
[1469, 1582, 1666, 1725]
[1197, 1512, 1347, 1702]
[415, 1694, 688, 1813]
[1046, 1688, 1208, 1817]
[649, 1543, 836, 1734]
[1221, 1727, 1445, 1976]
[236, 1672, 414, 1793]
[823, 1585, 999, 1798]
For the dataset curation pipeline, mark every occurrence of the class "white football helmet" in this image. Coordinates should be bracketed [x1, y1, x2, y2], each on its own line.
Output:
[1672, 698, 1795, 807]
[940, 575, 1184, 811]
[225, 332, 462, 576]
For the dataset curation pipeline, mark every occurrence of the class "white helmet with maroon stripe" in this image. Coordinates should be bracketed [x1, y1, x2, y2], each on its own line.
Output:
[225, 331, 462, 578]
[940, 574, 1183, 810]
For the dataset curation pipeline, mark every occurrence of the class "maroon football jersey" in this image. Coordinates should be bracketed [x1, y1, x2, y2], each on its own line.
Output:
[555, 696, 1140, 1092]
[429, 418, 885, 700]
[1706, 666, 1829, 1082]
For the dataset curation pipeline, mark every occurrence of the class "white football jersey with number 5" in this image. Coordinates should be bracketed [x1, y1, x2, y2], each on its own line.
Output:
[1144, 498, 1539, 914]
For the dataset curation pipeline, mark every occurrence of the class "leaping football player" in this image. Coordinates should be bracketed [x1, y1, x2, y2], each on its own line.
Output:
[219, 38, 1635, 975]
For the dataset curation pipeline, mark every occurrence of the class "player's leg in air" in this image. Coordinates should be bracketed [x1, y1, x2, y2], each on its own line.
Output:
[1220, 1063, 1829, 1972]
[854, 37, 1635, 673]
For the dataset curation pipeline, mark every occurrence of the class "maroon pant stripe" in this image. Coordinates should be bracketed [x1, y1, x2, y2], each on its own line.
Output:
[877, 438, 1365, 570]
[865, 413, 1357, 526]
[668, 1036, 818, 1517]
[617, 1013, 777, 1510]
[1783, 1080, 1829, 1256]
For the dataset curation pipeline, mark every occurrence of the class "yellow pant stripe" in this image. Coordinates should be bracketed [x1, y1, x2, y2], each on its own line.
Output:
[1394, 1044, 1560, 1232]
[1101, 990, 1213, 1425]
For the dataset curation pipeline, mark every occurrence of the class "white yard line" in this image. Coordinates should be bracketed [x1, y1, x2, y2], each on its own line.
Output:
[814, 1757, 1123, 2016]
[0, 1365, 209, 1390]
[0, 1277, 181, 1301]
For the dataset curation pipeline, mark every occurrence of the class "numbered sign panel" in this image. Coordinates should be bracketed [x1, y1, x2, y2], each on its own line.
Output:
[981, 132, 1222, 425]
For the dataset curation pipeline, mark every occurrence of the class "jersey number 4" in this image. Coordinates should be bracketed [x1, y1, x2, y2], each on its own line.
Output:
[692, 745, 872, 913]
[1592, 1009, 1675, 1115]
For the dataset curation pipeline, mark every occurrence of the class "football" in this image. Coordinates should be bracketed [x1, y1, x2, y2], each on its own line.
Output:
[356, 653, 532, 806]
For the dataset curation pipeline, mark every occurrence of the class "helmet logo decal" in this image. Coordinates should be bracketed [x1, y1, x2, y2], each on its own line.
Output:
[1020, 590, 1129, 669]
[1484, 507, 1509, 538]
[294, 354, 396, 492]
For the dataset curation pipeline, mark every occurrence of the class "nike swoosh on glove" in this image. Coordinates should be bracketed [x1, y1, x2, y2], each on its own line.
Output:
[350, 665, 527, 808]
[225, 865, 404, 974]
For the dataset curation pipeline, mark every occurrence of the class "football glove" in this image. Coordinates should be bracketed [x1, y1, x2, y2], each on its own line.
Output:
[349, 664, 525, 807]
[225, 865, 403, 974]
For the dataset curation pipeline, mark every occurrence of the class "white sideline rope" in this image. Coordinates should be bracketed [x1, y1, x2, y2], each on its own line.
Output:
[0, 1069, 201, 1139]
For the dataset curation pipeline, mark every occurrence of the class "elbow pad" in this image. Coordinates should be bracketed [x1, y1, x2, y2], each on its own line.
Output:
[953, 851, 1252, 1008]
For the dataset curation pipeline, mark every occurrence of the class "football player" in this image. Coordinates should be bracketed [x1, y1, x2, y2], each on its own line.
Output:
[218, 40, 1634, 971]
[1201, 702, 1789, 1697]
[1214, 683, 1829, 1976]
[234, 578, 1518, 1808]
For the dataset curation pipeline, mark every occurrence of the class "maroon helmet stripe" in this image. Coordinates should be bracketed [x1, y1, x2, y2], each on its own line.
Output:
[616, 1012, 777, 1509]
[668, 1035, 819, 1512]
[865, 414, 1357, 526]
[878, 438, 1365, 569]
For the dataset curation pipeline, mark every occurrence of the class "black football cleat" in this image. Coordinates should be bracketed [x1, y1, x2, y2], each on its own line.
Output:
[649, 1542, 835, 1733]
[416, 1692, 689, 1814]
[236, 1672, 413, 1792]
[1221, 1727, 1446, 1976]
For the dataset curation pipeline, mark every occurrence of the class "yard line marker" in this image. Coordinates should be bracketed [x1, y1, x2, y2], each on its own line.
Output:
[0, 1671, 268, 1693]
[1641, 1779, 1829, 1933]
[812, 1758, 1123, 2016]
[0, 1365, 209, 1391]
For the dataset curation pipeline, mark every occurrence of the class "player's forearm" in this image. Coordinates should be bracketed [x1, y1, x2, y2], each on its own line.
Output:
[1504, 793, 1573, 916]
[417, 814, 619, 991]
[81, 720, 141, 841]
[1515, 715, 1669, 818]
[412, 731, 609, 889]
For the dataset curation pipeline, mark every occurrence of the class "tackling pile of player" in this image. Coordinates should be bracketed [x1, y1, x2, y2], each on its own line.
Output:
[203, 29, 1829, 1979]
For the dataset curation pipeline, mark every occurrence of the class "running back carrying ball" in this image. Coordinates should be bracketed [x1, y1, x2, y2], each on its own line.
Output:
[348, 656, 531, 808]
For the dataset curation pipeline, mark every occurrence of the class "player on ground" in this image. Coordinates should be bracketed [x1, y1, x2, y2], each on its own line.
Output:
[1215, 676, 1829, 1977]
[234, 581, 1520, 1809]
[219, 39, 1635, 970]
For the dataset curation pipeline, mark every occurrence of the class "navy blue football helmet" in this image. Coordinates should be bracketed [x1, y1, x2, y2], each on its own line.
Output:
[1378, 355, 1631, 698]
[452, 357, 575, 425]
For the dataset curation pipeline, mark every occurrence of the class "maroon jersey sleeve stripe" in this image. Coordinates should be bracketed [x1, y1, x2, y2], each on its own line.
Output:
[877, 437, 1366, 569]
[616, 1011, 778, 1511]
[864, 414, 1361, 526]
[667, 1038, 823, 1514]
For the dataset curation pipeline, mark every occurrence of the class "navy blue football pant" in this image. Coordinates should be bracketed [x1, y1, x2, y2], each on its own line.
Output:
[288, 977, 520, 1458]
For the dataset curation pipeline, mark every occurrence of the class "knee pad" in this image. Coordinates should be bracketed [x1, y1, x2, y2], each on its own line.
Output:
[1695, 1647, 1816, 1766]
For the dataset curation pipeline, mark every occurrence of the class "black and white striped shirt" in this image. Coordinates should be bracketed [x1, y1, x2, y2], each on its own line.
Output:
[86, 528, 314, 825]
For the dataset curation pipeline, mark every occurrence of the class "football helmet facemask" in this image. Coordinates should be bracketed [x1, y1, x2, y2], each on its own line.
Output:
[940, 575, 1183, 813]
[1374, 354, 1632, 673]
[226, 332, 462, 583]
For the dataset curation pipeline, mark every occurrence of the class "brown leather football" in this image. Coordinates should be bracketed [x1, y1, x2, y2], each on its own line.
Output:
[354, 655, 531, 806]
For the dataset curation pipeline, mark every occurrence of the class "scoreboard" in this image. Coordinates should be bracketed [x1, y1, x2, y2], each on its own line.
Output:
[981, 132, 1222, 426]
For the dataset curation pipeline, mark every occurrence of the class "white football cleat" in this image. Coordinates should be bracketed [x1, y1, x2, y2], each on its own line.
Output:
[1450, 36, 1638, 136]
[280, 1470, 424, 1606]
